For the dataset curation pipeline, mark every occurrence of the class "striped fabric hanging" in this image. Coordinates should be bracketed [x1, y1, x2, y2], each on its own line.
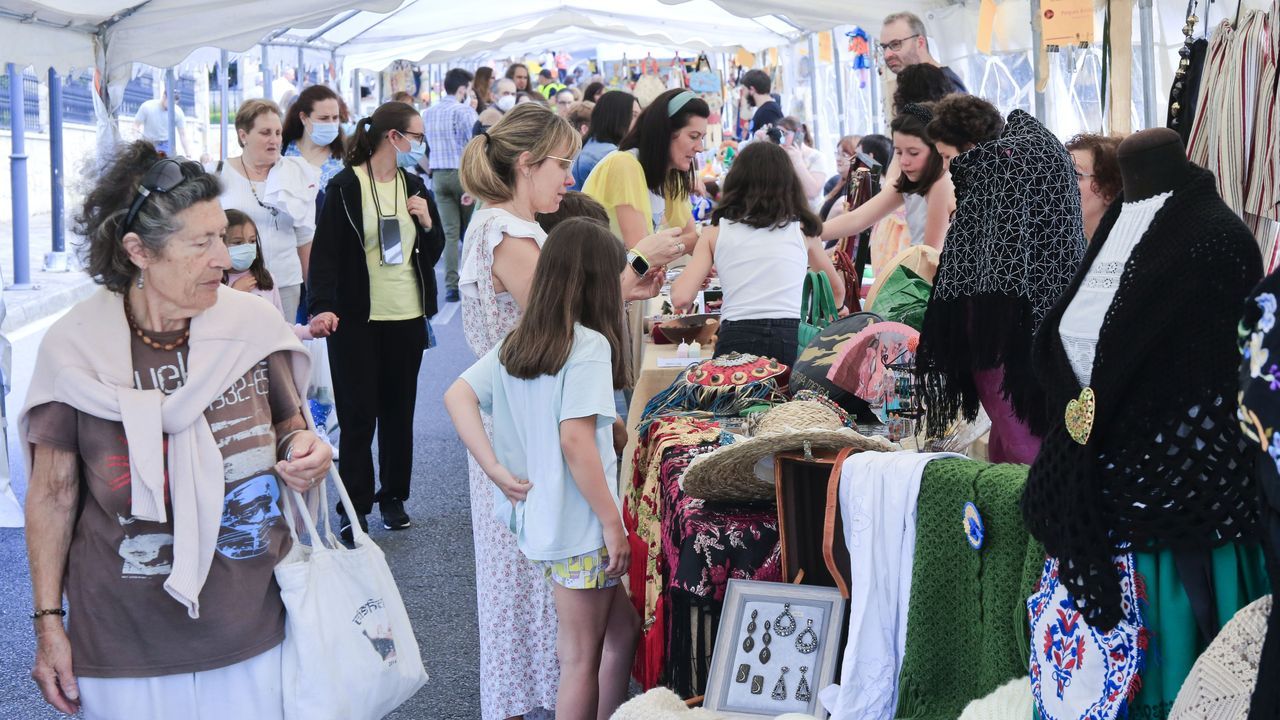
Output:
[1186, 2, 1280, 267]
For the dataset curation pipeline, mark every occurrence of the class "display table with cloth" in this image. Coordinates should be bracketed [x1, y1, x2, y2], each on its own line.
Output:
[621, 340, 714, 493]
[625, 416, 781, 696]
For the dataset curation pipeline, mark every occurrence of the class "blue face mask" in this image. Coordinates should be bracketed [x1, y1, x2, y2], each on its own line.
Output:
[394, 132, 426, 168]
[228, 243, 258, 272]
[341, 120, 359, 138]
[309, 122, 340, 147]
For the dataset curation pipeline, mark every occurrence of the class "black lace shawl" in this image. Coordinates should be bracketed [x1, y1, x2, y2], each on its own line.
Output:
[915, 110, 1086, 439]
[1023, 166, 1262, 631]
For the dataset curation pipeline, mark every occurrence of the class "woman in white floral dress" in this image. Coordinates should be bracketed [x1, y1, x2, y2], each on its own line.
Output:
[458, 104, 686, 719]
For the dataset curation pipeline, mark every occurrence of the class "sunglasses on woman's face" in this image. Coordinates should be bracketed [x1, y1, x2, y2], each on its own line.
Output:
[121, 158, 203, 237]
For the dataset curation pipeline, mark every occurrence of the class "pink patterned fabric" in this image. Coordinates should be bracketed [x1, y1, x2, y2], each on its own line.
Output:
[460, 209, 558, 719]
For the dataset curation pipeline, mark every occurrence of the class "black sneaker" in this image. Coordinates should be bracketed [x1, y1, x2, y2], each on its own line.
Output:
[381, 499, 411, 530]
[339, 513, 369, 545]
[445, 288, 461, 303]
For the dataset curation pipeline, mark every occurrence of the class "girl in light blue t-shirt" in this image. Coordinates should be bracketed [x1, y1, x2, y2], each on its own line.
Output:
[445, 217, 639, 718]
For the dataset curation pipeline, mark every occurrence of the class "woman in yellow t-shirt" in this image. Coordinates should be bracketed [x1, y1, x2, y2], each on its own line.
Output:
[584, 88, 708, 265]
[308, 102, 445, 538]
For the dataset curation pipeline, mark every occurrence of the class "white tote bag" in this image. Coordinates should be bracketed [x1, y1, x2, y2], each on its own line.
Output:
[275, 469, 428, 720]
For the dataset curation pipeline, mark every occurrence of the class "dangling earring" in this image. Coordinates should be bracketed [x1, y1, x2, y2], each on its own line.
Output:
[795, 619, 819, 654]
[741, 609, 758, 652]
[773, 603, 797, 637]
[795, 666, 812, 702]
[136, 273, 145, 289]
[771, 666, 789, 700]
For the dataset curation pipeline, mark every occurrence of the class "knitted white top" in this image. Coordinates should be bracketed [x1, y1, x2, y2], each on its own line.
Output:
[1059, 192, 1172, 386]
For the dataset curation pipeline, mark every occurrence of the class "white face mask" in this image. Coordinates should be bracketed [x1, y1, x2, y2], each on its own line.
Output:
[496, 95, 516, 113]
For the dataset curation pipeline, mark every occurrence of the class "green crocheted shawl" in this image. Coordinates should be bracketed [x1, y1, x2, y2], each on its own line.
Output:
[894, 459, 1045, 719]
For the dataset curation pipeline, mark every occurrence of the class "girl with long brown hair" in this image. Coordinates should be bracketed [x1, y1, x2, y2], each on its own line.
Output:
[457, 101, 672, 720]
[820, 104, 955, 253]
[671, 141, 844, 367]
[446, 218, 640, 720]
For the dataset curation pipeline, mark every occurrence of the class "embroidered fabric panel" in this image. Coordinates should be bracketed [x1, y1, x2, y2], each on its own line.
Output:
[1028, 553, 1146, 720]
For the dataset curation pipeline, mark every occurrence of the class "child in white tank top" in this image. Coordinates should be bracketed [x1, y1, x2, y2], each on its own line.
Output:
[672, 142, 845, 367]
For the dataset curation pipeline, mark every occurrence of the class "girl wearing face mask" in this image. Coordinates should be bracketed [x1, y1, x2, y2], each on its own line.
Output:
[308, 101, 445, 541]
[222, 209, 329, 341]
[282, 85, 347, 194]
[209, 98, 320, 324]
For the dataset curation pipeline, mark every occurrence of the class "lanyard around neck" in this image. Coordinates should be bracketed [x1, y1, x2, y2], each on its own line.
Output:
[366, 164, 401, 219]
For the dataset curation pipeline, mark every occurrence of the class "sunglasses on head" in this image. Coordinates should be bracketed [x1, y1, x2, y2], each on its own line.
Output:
[121, 157, 203, 238]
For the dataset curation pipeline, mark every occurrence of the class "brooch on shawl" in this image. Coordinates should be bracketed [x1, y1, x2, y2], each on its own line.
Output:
[1065, 387, 1096, 445]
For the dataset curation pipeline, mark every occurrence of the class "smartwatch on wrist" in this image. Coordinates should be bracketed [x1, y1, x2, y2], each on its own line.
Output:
[626, 250, 650, 277]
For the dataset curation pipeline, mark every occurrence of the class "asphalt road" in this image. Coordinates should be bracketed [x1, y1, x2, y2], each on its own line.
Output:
[0, 292, 487, 719]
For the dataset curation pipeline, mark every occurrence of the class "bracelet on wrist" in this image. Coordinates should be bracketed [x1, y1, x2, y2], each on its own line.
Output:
[276, 429, 305, 461]
[31, 608, 66, 620]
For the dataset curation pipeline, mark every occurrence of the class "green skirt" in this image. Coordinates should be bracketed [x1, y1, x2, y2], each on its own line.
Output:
[1127, 543, 1269, 720]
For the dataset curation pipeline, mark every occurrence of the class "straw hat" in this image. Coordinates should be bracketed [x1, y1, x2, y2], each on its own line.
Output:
[680, 400, 894, 502]
[610, 688, 725, 719]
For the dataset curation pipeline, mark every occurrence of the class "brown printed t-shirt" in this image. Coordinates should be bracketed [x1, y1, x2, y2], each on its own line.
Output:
[26, 332, 302, 677]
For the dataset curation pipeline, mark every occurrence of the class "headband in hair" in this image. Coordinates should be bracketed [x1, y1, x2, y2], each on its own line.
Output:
[901, 103, 933, 126]
[667, 90, 698, 117]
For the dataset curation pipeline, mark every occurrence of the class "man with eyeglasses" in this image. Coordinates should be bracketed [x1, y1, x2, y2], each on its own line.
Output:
[424, 67, 478, 303]
[880, 12, 968, 94]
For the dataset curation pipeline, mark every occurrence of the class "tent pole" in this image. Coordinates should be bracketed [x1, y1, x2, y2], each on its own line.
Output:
[807, 34, 822, 150]
[262, 43, 273, 100]
[7, 63, 32, 289]
[297, 46, 305, 88]
[47, 67, 67, 271]
[219, 50, 229, 162]
[869, 51, 882, 134]
[1138, 0, 1157, 129]
[351, 69, 360, 119]
[1030, 0, 1047, 121]
[830, 30, 848, 138]
[166, 67, 177, 155]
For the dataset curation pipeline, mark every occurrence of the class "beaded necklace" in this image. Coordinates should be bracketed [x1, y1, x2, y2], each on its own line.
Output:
[123, 293, 189, 352]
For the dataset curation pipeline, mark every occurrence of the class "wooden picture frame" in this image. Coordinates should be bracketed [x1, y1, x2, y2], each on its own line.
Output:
[703, 580, 846, 718]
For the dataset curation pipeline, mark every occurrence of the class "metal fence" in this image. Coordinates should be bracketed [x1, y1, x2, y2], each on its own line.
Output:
[119, 74, 197, 119]
[0, 68, 44, 132]
[0, 68, 197, 132]
[62, 71, 96, 125]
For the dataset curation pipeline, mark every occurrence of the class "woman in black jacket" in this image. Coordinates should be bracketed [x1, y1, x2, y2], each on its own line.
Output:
[308, 101, 445, 541]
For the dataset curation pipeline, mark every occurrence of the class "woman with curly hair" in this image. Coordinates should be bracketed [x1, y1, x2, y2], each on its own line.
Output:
[1065, 133, 1124, 242]
[21, 141, 330, 718]
[914, 94, 1086, 463]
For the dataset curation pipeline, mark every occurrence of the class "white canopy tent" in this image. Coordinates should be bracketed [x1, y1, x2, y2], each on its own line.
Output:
[1, 0, 942, 76]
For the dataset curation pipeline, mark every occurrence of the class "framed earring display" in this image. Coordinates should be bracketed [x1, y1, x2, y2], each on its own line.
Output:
[703, 580, 845, 718]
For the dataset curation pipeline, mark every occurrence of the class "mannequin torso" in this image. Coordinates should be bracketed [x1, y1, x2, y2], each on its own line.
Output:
[1117, 128, 1192, 202]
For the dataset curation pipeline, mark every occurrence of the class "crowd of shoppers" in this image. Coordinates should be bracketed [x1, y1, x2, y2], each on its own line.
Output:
[19, 19, 1158, 719]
